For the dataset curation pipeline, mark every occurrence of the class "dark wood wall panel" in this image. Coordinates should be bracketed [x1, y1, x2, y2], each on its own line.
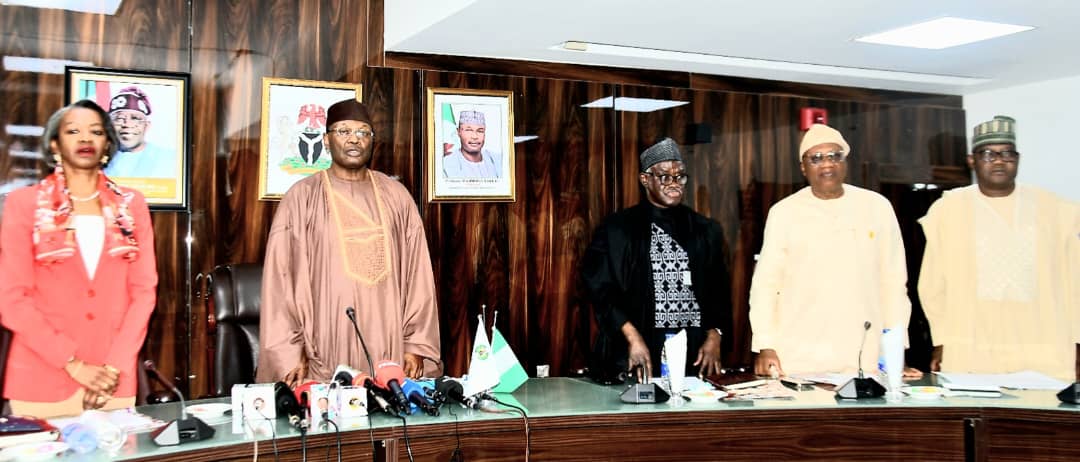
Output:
[519, 78, 615, 375]
[2, 0, 970, 398]
[386, 52, 962, 109]
[690, 74, 963, 108]
[388, 52, 691, 89]
[362, 67, 422, 191]
[421, 72, 526, 376]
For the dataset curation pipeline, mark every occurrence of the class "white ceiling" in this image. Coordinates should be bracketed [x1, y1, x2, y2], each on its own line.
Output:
[385, 0, 1080, 95]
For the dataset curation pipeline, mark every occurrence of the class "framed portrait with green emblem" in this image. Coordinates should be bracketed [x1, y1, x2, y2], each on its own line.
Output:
[258, 78, 363, 200]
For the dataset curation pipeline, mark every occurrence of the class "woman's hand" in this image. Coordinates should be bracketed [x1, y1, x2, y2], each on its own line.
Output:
[82, 388, 110, 410]
[66, 359, 119, 395]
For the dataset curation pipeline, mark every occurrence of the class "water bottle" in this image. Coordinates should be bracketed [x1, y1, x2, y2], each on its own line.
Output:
[877, 328, 890, 377]
[659, 332, 675, 391]
[879, 328, 905, 400]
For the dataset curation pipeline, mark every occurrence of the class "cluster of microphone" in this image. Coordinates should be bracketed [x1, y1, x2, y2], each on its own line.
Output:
[272, 361, 488, 432]
[264, 306, 494, 433]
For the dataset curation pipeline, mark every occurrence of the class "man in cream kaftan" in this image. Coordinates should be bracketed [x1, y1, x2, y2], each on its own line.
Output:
[919, 115, 1079, 379]
[749, 124, 911, 376]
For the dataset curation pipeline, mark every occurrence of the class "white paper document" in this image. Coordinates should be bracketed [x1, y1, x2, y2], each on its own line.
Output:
[787, 373, 856, 387]
[934, 370, 1069, 390]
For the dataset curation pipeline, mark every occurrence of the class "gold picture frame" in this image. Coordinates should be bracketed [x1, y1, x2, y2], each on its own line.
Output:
[65, 66, 190, 210]
[258, 77, 362, 200]
[426, 87, 516, 202]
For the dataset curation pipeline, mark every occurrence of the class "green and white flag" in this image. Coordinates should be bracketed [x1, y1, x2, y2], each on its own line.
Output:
[464, 314, 499, 397]
[441, 103, 458, 154]
[490, 326, 528, 393]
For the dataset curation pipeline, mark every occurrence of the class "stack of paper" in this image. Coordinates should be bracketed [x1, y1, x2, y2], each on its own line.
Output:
[934, 370, 1069, 391]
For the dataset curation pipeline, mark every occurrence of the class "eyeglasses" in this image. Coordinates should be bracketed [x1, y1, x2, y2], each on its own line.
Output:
[802, 151, 847, 165]
[973, 149, 1020, 163]
[644, 172, 689, 185]
[331, 128, 375, 139]
[110, 114, 147, 125]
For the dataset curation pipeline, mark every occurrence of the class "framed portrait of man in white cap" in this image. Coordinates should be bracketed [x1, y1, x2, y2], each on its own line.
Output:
[425, 87, 516, 202]
[65, 67, 190, 210]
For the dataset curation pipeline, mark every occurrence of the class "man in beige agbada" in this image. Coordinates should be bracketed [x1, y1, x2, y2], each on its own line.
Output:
[257, 99, 442, 386]
[749, 124, 913, 376]
[919, 115, 1080, 379]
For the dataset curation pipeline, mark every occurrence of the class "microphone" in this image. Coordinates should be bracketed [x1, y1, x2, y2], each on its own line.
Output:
[374, 360, 413, 415]
[274, 381, 307, 431]
[435, 377, 477, 409]
[143, 360, 215, 445]
[345, 307, 376, 376]
[293, 380, 319, 409]
[353, 371, 396, 415]
[402, 379, 440, 416]
[835, 322, 886, 400]
[857, 321, 870, 379]
[332, 365, 361, 388]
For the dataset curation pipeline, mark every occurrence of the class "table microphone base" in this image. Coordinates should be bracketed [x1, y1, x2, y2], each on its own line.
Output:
[1057, 383, 1080, 404]
[620, 383, 671, 404]
[835, 377, 886, 400]
[151, 417, 215, 446]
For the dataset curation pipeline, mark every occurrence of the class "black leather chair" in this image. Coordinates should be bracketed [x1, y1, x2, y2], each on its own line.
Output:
[206, 263, 263, 397]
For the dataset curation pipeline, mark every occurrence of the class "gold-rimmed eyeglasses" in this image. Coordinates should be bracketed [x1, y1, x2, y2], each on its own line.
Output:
[330, 128, 375, 139]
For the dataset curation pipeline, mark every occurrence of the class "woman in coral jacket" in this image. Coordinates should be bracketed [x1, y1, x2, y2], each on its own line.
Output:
[0, 100, 157, 418]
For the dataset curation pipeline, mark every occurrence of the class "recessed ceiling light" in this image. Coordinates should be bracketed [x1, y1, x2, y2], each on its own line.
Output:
[9, 149, 43, 159]
[581, 96, 689, 113]
[5, 124, 45, 136]
[855, 17, 1033, 50]
[554, 41, 988, 86]
[1, 0, 123, 15]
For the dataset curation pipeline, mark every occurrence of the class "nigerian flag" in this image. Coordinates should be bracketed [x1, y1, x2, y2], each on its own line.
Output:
[442, 103, 458, 153]
[490, 326, 528, 393]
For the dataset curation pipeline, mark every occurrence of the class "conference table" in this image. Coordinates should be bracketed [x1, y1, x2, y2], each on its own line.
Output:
[47, 377, 1080, 461]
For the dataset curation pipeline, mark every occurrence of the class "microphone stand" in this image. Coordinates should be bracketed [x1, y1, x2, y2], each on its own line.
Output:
[836, 322, 886, 400]
[345, 307, 376, 376]
[144, 360, 215, 445]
